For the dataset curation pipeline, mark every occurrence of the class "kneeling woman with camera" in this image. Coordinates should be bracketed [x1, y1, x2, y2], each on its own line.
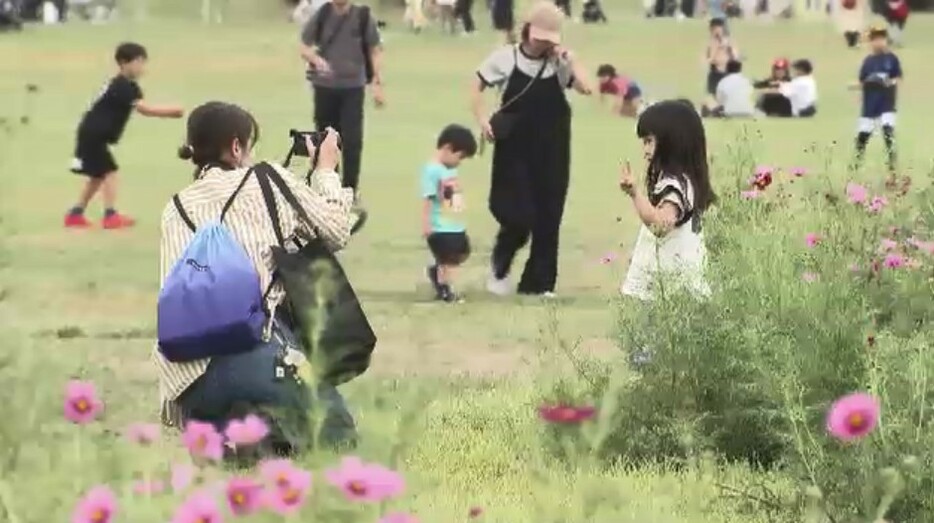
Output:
[155, 101, 360, 456]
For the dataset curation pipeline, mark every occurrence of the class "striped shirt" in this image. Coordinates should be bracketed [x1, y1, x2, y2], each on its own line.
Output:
[153, 163, 353, 426]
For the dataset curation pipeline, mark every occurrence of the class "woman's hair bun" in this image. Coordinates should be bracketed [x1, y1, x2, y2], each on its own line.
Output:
[178, 144, 194, 161]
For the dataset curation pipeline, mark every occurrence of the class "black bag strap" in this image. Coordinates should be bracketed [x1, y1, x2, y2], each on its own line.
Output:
[171, 166, 254, 232]
[255, 165, 287, 248]
[220, 167, 256, 223]
[172, 195, 196, 233]
[315, 3, 353, 57]
[497, 46, 549, 114]
[254, 162, 321, 239]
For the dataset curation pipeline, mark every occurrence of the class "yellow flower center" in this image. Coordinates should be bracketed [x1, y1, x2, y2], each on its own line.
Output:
[847, 412, 866, 430]
[75, 398, 90, 413]
[232, 492, 246, 506]
[276, 473, 289, 488]
[194, 435, 206, 450]
[283, 488, 300, 504]
[90, 508, 107, 523]
[347, 480, 367, 495]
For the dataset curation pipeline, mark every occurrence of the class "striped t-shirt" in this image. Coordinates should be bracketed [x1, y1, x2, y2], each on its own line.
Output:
[154, 163, 353, 426]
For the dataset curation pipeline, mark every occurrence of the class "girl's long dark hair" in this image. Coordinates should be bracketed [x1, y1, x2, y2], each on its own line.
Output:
[636, 100, 716, 213]
[178, 101, 260, 179]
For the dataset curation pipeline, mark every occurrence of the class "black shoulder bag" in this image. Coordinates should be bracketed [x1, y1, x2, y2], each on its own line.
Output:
[487, 48, 548, 142]
[253, 162, 376, 386]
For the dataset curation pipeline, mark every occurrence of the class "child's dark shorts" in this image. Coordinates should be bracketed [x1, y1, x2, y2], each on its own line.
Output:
[71, 133, 117, 179]
[706, 68, 726, 95]
[427, 231, 471, 265]
[623, 82, 642, 101]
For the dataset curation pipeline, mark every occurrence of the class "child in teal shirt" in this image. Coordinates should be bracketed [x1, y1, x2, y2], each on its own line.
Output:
[421, 124, 478, 302]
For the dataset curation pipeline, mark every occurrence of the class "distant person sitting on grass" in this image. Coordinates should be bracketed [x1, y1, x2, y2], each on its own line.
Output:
[753, 57, 793, 117]
[703, 18, 739, 113]
[597, 64, 645, 117]
[65, 42, 184, 229]
[422, 124, 478, 303]
[706, 59, 754, 118]
[760, 59, 817, 118]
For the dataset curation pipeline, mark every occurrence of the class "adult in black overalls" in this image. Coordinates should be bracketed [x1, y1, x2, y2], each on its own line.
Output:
[471, 2, 592, 297]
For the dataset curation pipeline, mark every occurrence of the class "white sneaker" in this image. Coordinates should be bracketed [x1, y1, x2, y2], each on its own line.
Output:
[542, 291, 557, 299]
[486, 274, 512, 296]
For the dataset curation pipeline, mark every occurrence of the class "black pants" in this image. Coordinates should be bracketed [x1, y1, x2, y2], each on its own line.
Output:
[554, 0, 571, 16]
[313, 86, 365, 192]
[456, 0, 475, 32]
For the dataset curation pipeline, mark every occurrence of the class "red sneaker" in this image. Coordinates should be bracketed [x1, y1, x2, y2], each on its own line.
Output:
[102, 213, 136, 230]
[64, 213, 93, 228]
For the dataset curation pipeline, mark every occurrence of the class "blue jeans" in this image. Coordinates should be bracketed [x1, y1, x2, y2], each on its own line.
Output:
[177, 320, 357, 452]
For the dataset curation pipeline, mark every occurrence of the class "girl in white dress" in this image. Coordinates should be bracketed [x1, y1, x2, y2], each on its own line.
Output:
[619, 100, 716, 302]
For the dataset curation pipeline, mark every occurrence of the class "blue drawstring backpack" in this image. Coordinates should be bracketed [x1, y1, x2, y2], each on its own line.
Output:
[157, 169, 267, 362]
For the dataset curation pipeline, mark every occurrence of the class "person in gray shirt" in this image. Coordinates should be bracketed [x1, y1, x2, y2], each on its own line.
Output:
[300, 0, 384, 229]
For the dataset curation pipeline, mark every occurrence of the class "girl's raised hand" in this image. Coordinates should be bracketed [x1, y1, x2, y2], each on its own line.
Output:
[619, 160, 636, 197]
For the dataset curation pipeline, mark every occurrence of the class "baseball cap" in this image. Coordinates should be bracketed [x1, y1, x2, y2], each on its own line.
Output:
[526, 1, 563, 45]
[867, 25, 888, 39]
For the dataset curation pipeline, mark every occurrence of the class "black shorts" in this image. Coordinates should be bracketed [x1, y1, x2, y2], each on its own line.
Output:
[706, 69, 726, 95]
[427, 232, 471, 265]
[71, 133, 117, 178]
[624, 83, 642, 102]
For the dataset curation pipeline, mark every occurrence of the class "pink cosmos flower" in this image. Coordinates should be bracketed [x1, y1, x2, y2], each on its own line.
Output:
[804, 233, 821, 248]
[826, 392, 880, 441]
[879, 238, 899, 252]
[171, 463, 198, 493]
[379, 513, 420, 523]
[325, 457, 405, 503]
[171, 492, 223, 523]
[883, 253, 906, 269]
[261, 466, 312, 516]
[751, 166, 773, 190]
[224, 414, 269, 447]
[868, 196, 888, 213]
[790, 167, 807, 177]
[72, 485, 117, 523]
[802, 272, 819, 283]
[740, 190, 761, 200]
[182, 421, 224, 462]
[538, 404, 597, 424]
[225, 477, 262, 517]
[132, 480, 166, 496]
[469, 507, 484, 519]
[124, 422, 160, 446]
[600, 253, 617, 265]
[64, 380, 103, 424]
[846, 182, 868, 205]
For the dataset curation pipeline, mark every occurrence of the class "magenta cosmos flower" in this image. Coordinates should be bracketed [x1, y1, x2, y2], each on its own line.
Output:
[868, 196, 888, 214]
[883, 253, 906, 269]
[804, 233, 821, 248]
[751, 167, 773, 190]
[538, 404, 597, 424]
[224, 414, 269, 446]
[826, 392, 880, 441]
[879, 238, 898, 252]
[64, 380, 103, 424]
[600, 253, 617, 265]
[325, 456, 405, 503]
[72, 485, 117, 523]
[379, 513, 420, 523]
[182, 421, 224, 462]
[469, 507, 484, 519]
[846, 182, 868, 205]
[790, 167, 807, 177]
[172, 492, 223, 523]
[259, 459, 313, 515]
[124, 422, 160, 446]
[225, 477, 262, 516]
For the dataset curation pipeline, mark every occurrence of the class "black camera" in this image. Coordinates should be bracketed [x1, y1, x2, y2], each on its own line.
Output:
[289, 129, 341, 157]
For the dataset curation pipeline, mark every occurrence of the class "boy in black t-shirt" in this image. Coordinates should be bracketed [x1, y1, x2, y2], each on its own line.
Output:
[65, 42, 184, 229]
[850, 27, 902, 179]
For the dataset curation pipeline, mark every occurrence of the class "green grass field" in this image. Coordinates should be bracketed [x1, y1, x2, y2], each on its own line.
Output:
[2, 3, 934, 522]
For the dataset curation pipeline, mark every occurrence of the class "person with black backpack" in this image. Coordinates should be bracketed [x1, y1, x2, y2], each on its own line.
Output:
[300, 0, 383, 234]
[157, 102, 374, 456]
